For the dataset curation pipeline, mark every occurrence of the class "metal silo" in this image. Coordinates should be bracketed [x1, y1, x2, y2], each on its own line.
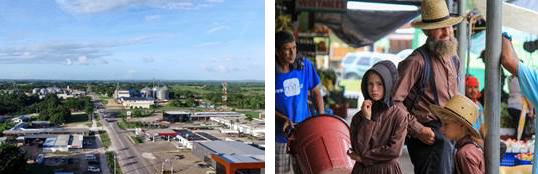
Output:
[157, 86, 169, 100]
[141, 87, 152, 98]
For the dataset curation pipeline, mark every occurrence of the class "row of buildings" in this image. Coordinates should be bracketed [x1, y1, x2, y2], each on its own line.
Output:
[114, 86, 169, 100]
[32, 86, 86, 99]
[113, 85, 169, 109]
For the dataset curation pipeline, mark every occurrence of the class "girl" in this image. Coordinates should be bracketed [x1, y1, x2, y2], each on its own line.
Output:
[348, 61, 408, 174]
[430, 95, 485, 174]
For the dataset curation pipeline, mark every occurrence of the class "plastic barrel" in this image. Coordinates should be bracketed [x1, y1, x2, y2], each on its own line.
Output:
[288, 115, 354, 174]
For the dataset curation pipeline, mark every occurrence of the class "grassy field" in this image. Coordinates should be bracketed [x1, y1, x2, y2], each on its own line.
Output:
[99, 130, 111, 148]
[106, 151, 123, 174]
[117, 119, 142, 130]
[239, 111, 260, 118]
[130, 135, 143, 144]
[66, 113, 89, 123]
[238, 87, 264, 95]
[169, 85, 215, 94]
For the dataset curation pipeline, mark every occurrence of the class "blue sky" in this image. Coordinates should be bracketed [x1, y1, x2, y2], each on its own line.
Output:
[0, 0, 264, 80]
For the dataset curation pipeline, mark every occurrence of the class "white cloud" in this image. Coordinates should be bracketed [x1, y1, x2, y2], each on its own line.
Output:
[207, 25, 230, 33]
[55, 0, 136, 14]
[78, 56, 90, 65]
[56, 0, 225, 14]
[65, 58, 73, 65]
[204, 64, 244, 73]
[0, 36, 149, 64]
[145, 15, 161, 22]
[194, 41, 220, 47]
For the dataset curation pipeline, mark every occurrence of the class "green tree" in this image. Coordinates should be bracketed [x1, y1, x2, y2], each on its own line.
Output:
[0, 144, 27, 174]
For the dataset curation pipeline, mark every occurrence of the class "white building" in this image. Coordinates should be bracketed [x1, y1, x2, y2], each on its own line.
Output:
[57, 94, 74, 99]
[120, 97, 154, 109]
[115, 90, 130, 99]
[210, 117, 265, 138]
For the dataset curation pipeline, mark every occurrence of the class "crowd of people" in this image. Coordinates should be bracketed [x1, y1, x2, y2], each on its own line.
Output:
[275, 0, 538, 174]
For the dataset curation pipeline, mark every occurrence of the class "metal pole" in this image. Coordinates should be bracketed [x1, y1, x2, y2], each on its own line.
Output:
[457, 0, 468, 94]
[485, 0, 502, 174]
[171, 159, 174, 174]
[114, 153, 116, 174]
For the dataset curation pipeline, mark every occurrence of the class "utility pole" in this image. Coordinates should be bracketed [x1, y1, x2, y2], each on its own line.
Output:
[114, 152, 116, 174]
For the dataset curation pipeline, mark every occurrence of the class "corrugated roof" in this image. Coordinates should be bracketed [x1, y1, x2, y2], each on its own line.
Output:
[197, 141, 264, 156]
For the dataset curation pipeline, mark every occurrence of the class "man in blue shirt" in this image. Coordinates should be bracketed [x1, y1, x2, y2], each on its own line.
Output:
[501, 36, 538, 106]
[275, 30, 324, 174]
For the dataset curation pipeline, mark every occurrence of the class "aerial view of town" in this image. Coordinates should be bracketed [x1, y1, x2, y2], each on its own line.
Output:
[0, 1, 265, 174]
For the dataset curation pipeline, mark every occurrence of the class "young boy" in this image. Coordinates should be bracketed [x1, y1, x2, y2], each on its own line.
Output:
[465, 75, 485, 131]
[348, 61, 408, 174]
[430, 95, 485, 174]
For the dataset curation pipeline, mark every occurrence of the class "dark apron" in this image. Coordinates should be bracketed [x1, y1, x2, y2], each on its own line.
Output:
[407, 120, 454, 174]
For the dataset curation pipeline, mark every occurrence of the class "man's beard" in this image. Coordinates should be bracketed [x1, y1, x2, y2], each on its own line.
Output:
[427, 36, 458, 59]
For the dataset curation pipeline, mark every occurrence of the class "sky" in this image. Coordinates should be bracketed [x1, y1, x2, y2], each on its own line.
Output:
[0, 0, 264, 81]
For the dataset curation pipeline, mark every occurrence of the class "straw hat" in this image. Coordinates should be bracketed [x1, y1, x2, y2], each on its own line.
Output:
[430, 95, 480, 138]
[411, 0, 464, 29]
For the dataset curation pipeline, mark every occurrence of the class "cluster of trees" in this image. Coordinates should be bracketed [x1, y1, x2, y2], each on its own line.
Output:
[0, 92, 39, 115]
[130, 108, 153, 118]
[0, 91, 95, 125]
[64, 97, 93, 114]
[227, 94, 264, 109]
[37, 95, 71, 125]
[168, 98, 196, 108]
[0, 143, 26, 174]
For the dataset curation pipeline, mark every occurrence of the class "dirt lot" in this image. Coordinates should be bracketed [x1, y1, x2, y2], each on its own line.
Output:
[135, 141, 214, 174]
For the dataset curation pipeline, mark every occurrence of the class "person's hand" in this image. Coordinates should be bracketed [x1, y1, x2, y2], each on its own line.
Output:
[418, 127, 435, 145]
[361, 100, 372, 120]
[282, 118, 294, 134]
[347, 149, 361, 162]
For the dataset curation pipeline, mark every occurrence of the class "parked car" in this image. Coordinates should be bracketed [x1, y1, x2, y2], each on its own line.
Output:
[88, 165, 101, 172]
[340, 52, 402, 80]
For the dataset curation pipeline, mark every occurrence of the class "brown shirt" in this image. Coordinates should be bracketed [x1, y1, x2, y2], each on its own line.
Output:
[455, 136, 485, 174]
[393, 47, 460, 137]
[350, 106, 408, 167]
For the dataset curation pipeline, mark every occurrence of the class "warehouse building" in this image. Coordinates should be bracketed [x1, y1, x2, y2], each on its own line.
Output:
[192, 140, 264, 174]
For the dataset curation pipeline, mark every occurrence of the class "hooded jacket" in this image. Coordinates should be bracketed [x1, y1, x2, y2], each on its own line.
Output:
[360, 60, 399, 121]
[350, 60, 408, 173]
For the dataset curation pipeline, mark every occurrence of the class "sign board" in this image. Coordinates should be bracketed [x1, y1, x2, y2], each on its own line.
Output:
[296, 0, 348, 12]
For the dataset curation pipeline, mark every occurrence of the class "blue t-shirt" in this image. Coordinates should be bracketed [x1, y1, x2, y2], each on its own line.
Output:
[472, 102, 484, 131]
[518, 62, 538, 106]
[275, 59, 320, 143]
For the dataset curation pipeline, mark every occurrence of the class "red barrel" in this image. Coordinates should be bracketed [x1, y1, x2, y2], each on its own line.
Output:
[289, 115, 354, 174]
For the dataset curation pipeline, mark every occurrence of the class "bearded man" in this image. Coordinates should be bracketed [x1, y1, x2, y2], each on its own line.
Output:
[391, 0, 465, 174]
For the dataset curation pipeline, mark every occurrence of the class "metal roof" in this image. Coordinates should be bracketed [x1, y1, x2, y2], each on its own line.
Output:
[196, 141, 264, 156]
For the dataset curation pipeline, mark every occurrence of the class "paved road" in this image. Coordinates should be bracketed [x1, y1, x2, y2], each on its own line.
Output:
[90, 93, 156, 174]
[101, 112, 156, 174]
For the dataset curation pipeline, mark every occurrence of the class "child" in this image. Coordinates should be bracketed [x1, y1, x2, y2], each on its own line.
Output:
[465, 75, 485, 131]
[348, 61, 408, 174]
[430, 95, 485, 174]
